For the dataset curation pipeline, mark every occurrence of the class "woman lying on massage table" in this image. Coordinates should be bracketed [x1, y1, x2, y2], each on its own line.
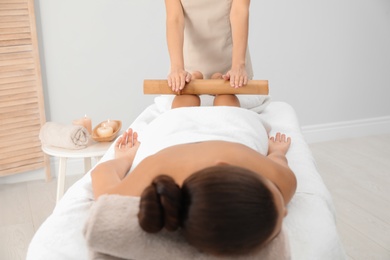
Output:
[91, 124, 297, 256]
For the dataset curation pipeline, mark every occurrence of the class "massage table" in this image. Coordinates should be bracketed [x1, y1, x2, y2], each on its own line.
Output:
[27, 95, 346, 260]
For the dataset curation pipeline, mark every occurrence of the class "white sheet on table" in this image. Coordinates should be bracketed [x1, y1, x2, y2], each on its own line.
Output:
[131, 106, 269, 171]
[27, 99, 346, 260]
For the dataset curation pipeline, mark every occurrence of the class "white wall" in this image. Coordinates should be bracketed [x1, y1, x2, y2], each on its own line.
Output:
[34, 0, 390, 128]
[36, 0, 167, 128]
[2, 0, 389, 183]
[249, 0, 390, 126]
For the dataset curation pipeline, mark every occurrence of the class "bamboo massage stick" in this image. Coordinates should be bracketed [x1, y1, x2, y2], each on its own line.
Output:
[143, 79, 269, 95]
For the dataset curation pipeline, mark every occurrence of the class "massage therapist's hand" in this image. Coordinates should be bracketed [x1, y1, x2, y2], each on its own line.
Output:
[223, 65, 248, 88]
[115, 128, 140, 161]
[168, 69, 192, 93]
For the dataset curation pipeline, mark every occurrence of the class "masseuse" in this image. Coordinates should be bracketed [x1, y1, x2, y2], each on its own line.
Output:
[91, 123, 297, 256]
[165, 0, 253, 108]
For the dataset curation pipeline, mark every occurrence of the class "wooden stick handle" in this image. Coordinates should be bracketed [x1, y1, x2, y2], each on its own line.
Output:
[143, 79, 269, 95]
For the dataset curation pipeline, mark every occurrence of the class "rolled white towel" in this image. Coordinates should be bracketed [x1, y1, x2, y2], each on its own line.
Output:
[39, 122, 89, 149]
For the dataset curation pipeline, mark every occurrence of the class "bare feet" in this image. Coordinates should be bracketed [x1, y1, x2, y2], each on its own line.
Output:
[172, 94, 201, 108]
[211, 72, 223, 79]
[192, 71, 204, 80]
[213, 94, 240, 107]
[211, 72, 240, 107]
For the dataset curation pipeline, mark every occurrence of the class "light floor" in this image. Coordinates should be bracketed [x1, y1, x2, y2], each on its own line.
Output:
[309, 134, 390, 260]
[0, 134, 389, 260]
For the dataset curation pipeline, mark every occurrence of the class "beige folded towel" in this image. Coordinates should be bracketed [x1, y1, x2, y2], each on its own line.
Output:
[39, 122, 89, 149]
[84, 195, 291, 260]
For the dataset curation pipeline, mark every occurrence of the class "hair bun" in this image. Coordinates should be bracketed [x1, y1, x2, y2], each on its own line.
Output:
[138, 175, 182, 233]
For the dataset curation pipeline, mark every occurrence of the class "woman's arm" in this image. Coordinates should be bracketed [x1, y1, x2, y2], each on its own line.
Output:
[165, 0, 191, 92]
[266, 133, 297, 204]
[224, 0, 251, 88]
[91, 129, 140, 199]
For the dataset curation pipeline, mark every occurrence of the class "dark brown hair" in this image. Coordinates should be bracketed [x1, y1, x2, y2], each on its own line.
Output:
[138, 165, 278, 256]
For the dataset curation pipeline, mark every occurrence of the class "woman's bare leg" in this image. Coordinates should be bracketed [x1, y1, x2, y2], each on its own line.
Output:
[172, 95, 201, 108]
[211, 72, 240, 107]
[213, 95, 240, 107]
[171, 71, 203, 109]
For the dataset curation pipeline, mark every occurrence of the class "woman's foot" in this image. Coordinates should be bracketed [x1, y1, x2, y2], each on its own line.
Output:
[192, 71, 204, 80]
[211, 72, 223, 79]
[172, 95, 200, 109]
[213, 94, 240, 107]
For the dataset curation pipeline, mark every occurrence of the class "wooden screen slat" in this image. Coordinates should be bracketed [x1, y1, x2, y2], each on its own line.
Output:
[0, 56, 33, 66]
[0, 0, 28, 3]
[0, 74, 36, 84]
[0, 15, 29, 22]
[1, 33, 31, 41]
[0, 38, 32, 47]
[0, 21, 30, 29]
[0, 9, 29, 16]
[0, 101, 36, 112]
[0, 97, 38, 108]
[0, 146, 42, 159]
[0, 84, 36, 95]
[0, 0, 49, 179]
[0, 125, 40, 139]
[0, 26, 30, 34]
[0, 162, 44, 176]
[0, 158, 44, 174]
[0, 136, 41, 151]
[0, 111, 40, 124]
[0, 121, 41, 135]
[0, 139, 41, 151]
[0, 45, 32, 53]
[0, 90, 38, 102]
[0, 149, 43, 165]
[0, 51, 32, 60]
[0, 63, 35, 73]
[0, 69, 35, 79]
[0, 3, 28, 10]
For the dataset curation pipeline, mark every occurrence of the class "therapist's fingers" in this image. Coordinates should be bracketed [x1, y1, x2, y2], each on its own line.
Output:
[231, 75, 245, 88]
[179, 74, 187, 91]
[185, 72, 192, 83]
[222, 72, 230, 81]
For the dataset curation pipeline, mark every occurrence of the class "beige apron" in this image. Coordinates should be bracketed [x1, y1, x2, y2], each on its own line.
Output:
[181, 0, 253, 79]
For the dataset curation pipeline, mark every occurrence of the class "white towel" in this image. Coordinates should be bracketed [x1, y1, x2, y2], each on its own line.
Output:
[130, 106, 271, 172]
[84, 195, 291, 260]
[39, 122, 89, 149]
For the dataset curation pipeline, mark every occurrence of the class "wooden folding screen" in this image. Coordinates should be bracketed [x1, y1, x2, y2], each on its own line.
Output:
[0, 0, 50, 180]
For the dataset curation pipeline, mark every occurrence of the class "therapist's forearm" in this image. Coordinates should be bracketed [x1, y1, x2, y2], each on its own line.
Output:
[166, 13, 185, 70]
[230, 0, 250, 68]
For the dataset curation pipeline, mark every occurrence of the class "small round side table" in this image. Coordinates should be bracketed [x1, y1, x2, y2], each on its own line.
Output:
[42, 141, 114, 202]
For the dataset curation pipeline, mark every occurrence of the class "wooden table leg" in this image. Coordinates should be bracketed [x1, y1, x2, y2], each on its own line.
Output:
[84, 158, 92, 173]
[56, 157, 67, 202]
[43, 154, 52, 182]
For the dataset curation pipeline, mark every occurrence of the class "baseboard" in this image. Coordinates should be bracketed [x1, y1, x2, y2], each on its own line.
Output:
[302, 116, 390, 144]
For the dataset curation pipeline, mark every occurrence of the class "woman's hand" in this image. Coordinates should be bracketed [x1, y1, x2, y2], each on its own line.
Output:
[268, 132, 291, 156]
[223, 64, 248, 88]
[115, 128, 140, 161]
[167, 69, 192, 93]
